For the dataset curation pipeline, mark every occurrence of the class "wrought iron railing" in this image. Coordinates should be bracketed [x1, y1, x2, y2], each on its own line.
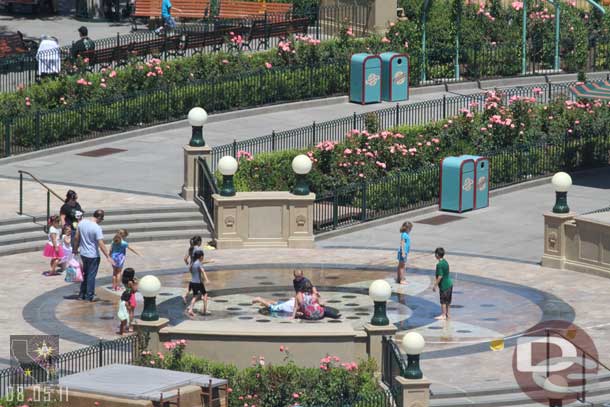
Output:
[382, 336, 406, 407]
[196, 156, 218, 231]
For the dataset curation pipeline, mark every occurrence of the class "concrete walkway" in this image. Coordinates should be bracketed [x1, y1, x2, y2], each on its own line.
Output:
[0, 89, 470, 198]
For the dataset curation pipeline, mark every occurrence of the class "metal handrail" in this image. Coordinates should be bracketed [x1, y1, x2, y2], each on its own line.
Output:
[545, 328, 610, 404]
[17, 170, 64, 231]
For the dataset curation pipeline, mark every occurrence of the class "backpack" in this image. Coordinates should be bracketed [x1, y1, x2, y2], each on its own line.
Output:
[65, 258, 83, 283]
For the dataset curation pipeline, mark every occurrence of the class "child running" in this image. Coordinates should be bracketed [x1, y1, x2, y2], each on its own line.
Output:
[182, 235, 202, 303]
[186, 249, 210, 318]
[42, 215, 64, 276]
[110, 229, 141, 291]
[432, 247, 453, 320]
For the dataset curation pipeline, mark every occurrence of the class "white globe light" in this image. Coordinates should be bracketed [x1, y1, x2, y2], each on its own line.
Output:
[292, 154, 312, 175]
[551, 172, 572, 192]
[187, 107, 208, 127]
[368, 279, 392, 302]
[139, 275, 161, 298]
[401, 332, 425, 355]
[218, 156, 238, 176]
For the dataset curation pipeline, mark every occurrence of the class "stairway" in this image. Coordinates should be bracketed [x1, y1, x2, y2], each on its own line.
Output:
[430, 372, 610, 407]
[0, 205, 211, 257]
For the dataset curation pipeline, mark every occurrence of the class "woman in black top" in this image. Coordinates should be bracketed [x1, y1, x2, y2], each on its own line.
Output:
[60, 190, 83, 241]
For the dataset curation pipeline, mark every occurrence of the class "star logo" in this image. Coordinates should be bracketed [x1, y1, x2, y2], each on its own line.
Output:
[35, 341, 55, 359]
[24, 368, 32, 377]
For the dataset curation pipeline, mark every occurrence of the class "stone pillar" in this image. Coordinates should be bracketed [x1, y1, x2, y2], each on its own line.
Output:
[541, 212, 576, 269]
[372, 0, 398, 34]
[132, 318, 169, 354]
[395, 376, 432, 407]
[181, 145, 211, 201]
[364, 324, 397, 372]
[213, 192, 315, 249]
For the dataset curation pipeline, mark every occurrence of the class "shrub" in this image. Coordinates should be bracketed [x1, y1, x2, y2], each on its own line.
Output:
[135, 340, 383, 407]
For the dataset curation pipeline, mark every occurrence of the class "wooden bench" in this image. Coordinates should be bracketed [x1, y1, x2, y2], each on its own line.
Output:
[243, 17, 307, 49]
[218, 0, 292, 20]
[0, 31, 35, 58]
[172, 0, 211, 19]
[78, 46, 131, 71]
[128, 35, 182, 59]
[131, 0, 162, 30]
[183, 26, 246, 52]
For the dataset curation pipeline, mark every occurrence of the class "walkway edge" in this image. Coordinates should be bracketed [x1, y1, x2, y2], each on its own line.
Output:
[0, 96, 347, 165]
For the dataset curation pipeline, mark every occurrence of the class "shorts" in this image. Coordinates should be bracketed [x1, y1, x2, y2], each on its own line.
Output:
[439, 286, 453, 305]
[162, 15, 176, 29]
[189, 282, 206, 296]
[397, 251, 407, 262]
[111, 252, 125, 269]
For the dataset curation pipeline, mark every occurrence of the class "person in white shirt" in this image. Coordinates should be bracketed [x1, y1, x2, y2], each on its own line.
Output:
[36, 35, 61, 79]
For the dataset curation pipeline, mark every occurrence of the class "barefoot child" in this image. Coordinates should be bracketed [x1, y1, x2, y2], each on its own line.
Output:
[110, 229, 141, 291]
[117, 277, 138, 335]
[187, 250, 210, 317]
[432, 247, 453, 320]
[396, 221, 413, 285]
[182, 236, 202, 303]
[43, 215, 64, 275]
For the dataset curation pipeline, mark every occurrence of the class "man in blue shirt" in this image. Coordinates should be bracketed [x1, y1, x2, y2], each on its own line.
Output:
[155, 0, 181, 33]
[75, 210, 114, 302]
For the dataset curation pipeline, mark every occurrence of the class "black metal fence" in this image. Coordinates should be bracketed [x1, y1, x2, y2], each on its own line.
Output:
[0, 60, 347, 158]
[314, 133, 610, 233]
[196, 156, 219, 229]
[210, 81, 577, 171]
[0, 334, 142, 398]
[381, 336, 406, 407]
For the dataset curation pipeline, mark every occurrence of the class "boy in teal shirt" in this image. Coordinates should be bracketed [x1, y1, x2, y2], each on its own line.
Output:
[432, 247, 453, 320]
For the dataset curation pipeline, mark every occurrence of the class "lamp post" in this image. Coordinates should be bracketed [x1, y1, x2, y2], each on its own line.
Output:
[368, 280, 392, 326]
[218, 156, 238, 196]
[291, 154, 312, 195]
[551, 172, 572, 214]
[139, 275, 161, 321]
[401, 332, 425, 379]
[187, 107, 208, 147]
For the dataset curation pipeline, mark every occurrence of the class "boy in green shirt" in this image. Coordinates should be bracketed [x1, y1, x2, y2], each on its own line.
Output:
[432, 247, 453, 320]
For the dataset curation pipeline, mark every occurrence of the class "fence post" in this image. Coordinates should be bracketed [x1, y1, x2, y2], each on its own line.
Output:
[312, 121, 316, 145]
[98, 339, 104, 368]
[442, 95, 447, 119]
[272, 130, 276, 151]
[4, 120, 10, 158]
[35, 111, 41, 150]
[395, 103, 400, 127]
[360, 180, 367, 222]
[547, 83, 552, 102]
[353, 112, 357, 130]
[45, 191, 50, 233]
[232, 139, 237, 158]
[18, 172, 23, 215]
[166, 85, 171, 121]
[332, 189, 338, 229]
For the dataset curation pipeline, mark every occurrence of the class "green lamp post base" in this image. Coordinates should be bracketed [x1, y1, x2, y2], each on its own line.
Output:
[141, 297, 159, 321]
[404, 354, 423, 379]
[552, 191, 569, 214]
[189, 126, 205, 147]
[371, 301, 389, 326]
[220, 175, 235, 196]
[293, 174, 309, 195]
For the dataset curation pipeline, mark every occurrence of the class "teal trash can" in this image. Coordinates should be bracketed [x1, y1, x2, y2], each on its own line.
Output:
[439, 156, 475, 213]
[461, 155, 490, 209]
[350, 53, 381, 104]
[380, 52, 409, 102]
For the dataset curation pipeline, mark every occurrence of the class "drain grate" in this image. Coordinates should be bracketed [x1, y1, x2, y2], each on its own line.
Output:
[416, 214, 464, 225]
[77, 147, 127, 157]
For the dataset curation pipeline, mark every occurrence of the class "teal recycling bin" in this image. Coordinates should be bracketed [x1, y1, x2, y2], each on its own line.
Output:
[380, 52, 409, 102]
[461, 155, 490, 209]
[350, 53, 381, 104]
[439, 156, 475, 213]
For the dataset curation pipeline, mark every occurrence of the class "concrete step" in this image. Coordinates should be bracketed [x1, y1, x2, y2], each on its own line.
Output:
[0, 220, 208, 246]
[431, 373, 610, 407]
[0, 211, 206, 236]
[0, 204, 200, 227]
[0, 228, 212, 257]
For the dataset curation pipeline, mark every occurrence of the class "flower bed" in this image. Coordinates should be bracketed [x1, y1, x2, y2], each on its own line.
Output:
[230, 90, 610, 195]
[135, 340, 383, 407]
